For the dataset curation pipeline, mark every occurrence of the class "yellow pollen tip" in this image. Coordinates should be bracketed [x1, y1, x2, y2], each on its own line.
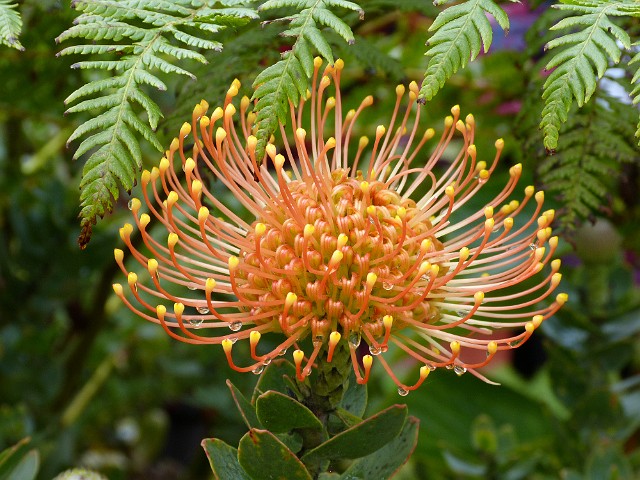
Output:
[383, 315, 393, 329]
[504, 217, 514, 230]
[444, 116, 453, 128]
[532, 315, 544, 328]
[320, 76, 331, 88]
[247, 135, 257, 151]
[420, 365, 430, 379]
[335, 58, 344, 70]
[535, 191, 545, 203]
[228, 256, 240, 271]
[510, 164, 522, 176]
[358, 136, 369, 148]
[479, 169, 490, 180]
[466, 113, 475, 124]
[206, 278, 216, 293]
[467, 144, 477, 157]
[484, 206, 493, 218]
[556, 293, 568, 304]
[424, 128, 435, 140]
[325, 137, 336, 149]
[475, 161, 487, 172]
[159, 157, 169, 174]
[362, 95, 374, 107]
[487, 341, 498, 354]
[397, 206, 407, 219]
[193, 104, 204, 118]
[485, 218, 495, 231]
[337, 233, 348, 249]
[450, 341, 460, 354]
[474, 291, 484, 303]
[330, 250, 344, 266]
[551, 258, 561, 270]
[274, 154, 285, 170]
[420, 239, 432, 253]
[215, 127, 227, 144]
[174, 302, 185, 316]
[112, 283, 123, 296]
[360, 181, 369, 193]
[304, 224, 315, 238]
[459, 247, 470, 261]
[313, 56, 323, 68]
[419, 261, 430, 275]
[285, 292, 297, 307]
[147, 259, 158, 275]
[329, 331, 341, 345]
[191, 179, 202, 196]
[265, 143, 277, 160]
[376, 125, 386, 137]
[127, 272, 137, 285]
[141, 170, 150, 184]
[255, 223, 266, 236]
[495, 138, 505, 149]
[409, 81, 419, 93]
[119, 223, 133, 240]
[455, 119, 465, 131]
[128, 197, 141, 212]
[227, 85, 238, 97]
[198, 206, 209, 222]
[249, 331, 261, 347]
[168, 233, 179, 248]
[295, 128, 306, 141]
[180, 122, 191, 138]
[156, 304, 166, 317]
[396, 84, 405, 96]
[366, 272, 377, 287]
[430, 264, 440, 276]
[525, 322, 535, 333]
[525, 186, 535, 197]
[222, 339, 233, 353]
[326, 97, 336, 109]
[445, 185, 455, 197]
[211, 107, 223, 122]
[150, 167, 159, 181]
[366, 205, 376, 217]
[362, 354, 373, 369]
[114, 248, 124, 262]
[184, 158, 195, 173]
[451, 105, 460, 116]
[293, 349, 304, 364]
[225, 103, 236, 117]
[167, 191, 179, 206]
[240, 95, 250, 110]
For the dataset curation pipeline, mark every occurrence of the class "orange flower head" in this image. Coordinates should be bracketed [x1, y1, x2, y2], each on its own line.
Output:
[113, 59, 565, 392]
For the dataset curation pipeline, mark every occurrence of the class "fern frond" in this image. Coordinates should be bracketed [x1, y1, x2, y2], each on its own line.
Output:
[0, 0, 23, 51]
[540, 0, 632, 153]
[58, 0, 258, 247]
[419, 0, 510, 102]
[627, 41, 640, 143]
[252, 0, 363, 158]
[538, 89, 638, 230]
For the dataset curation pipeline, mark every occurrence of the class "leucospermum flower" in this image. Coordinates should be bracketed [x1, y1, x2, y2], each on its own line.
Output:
[113, 59, 566, 394]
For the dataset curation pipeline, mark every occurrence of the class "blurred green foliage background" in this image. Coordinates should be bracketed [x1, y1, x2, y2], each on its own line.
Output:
[1, 1, 639, 479]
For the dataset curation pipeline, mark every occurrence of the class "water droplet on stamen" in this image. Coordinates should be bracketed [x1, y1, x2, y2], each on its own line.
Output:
[196, 306, 209, 314]
[348, 330, 361, 348]
[445, 364, 454, 370]
[187, 284, 198, 291]
[529, 243, 536, 250]
[421, 274, 431, 281]
[456, 310, 467, 317]
[127, 199, 134, 210]
[369, 344, 382, 355]
[229, 321, 242, 332]
[188, 318, 204, 328]
[313, 335, 324, 348]
[382, 282, 393, 291]
[252, 365, 265, 375]
[454, 365, 467, 376]
[262, 358, 272, 366]
[427, 364, 436, 372]
[278, 347, 288, 356]
[509, 340, 521, 348]
[230, 337, 238, 344]
[397, 387, 409, 396]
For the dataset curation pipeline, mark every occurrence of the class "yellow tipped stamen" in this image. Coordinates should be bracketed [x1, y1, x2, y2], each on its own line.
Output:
[168, 233, 179, 248]
[198, 206, 209, 222]
[327, 331, 341, 362]
[127, 272, 138, 286]
[556, 293, 569, 305]
[366, 272, 377, 288]
[487, 341, 498, 355]
[532, 315, 544, 328]
[147, 259, 158, 277]
[337, 233, 348, 249]
[222, 338, 233, 354]
[205, 278, 216, 293]
[255, 223, 266, 236]
[228, 256, 240, 271]
[112, 283, 123, 296]
[114, 248, 124, 262]
[179, 122, 191, 138]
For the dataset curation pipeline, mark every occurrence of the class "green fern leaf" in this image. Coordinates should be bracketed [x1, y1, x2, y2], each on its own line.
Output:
[253, 0, 361, 158]
[540, 0, 632, 153]
[0, 0, 23, 50]
[419, 0, 509, 102]
[60, 0, 258, 247]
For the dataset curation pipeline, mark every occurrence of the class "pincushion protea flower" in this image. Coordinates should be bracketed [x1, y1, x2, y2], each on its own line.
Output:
[113, 58, 566, 394]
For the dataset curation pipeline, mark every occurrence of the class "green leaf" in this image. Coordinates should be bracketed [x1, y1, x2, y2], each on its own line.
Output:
[252, 358, 297, 403]
[60, 0, 258, 247]
[227, 380, 262, 429]
[238, 429, 312, 480]
[339, 370, 367, 418]
[301, 404, 407, 464]
[202, 438, 251, 480]
[0, 438, 39, 480]
[339, 416, 419, 480]
[419, 0, 509, 102]
[540, 0, 632, 152]
[0, 0, 23, 51]
[256, 391, 324, 433]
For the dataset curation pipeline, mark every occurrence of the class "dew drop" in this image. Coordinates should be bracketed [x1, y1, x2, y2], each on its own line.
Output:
[252, 365, 265, 375]
[421, 274, 431, 281]
[262, 358, 272, 366]
[427, 364, 436, 372]
[187, 284, 198, 291]
[188, 318, 203, 329]
[445, 364, 454, 370]
[230, 337, 238, 344]
[127, 199, 135, 210]
[397, 387, 409, 396]
[529, 243, 537, 250]
[509, 340, 521, 348]
[369, 345, 382, 356]
[313, 335, 324, 348]
[229, 321, 242, 332]
[348, 330, 361, 348]
[196, 306, 209, 314]
[382, 282, 393, 291]
[456, 310, 467, 317]
[278, 347, 288, 356]
[492, 225, 500, 233]
[453, 365, 467, 376]
[369, 216, 375, 224]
